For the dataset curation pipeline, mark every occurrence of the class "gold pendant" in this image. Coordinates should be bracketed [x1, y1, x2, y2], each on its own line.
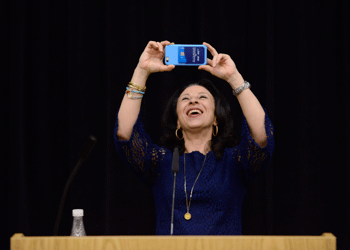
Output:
[184, 212, 191, 220]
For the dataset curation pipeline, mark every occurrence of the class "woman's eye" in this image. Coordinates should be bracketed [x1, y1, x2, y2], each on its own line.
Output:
[182, 97, 189, 101]
[200, 95, 207, 99]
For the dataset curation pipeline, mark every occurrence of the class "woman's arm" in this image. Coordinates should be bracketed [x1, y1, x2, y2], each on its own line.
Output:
[228, 73, 267, 148]
[199, 42, 267, 148]
[117, 66, 148, 140]
[117, 41, 175, 140]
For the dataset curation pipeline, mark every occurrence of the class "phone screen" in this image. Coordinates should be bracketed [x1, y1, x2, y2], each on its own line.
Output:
[178, 46, 205, 64]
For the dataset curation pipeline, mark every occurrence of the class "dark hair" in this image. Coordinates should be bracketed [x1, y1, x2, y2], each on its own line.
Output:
[161, 79, 238, 160]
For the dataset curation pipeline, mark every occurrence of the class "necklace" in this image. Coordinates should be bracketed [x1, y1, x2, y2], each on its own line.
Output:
[183, 153, 207, 220]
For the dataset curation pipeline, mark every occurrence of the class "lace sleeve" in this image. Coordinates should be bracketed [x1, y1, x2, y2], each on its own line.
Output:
[114, 111, 167, 186]
[237, 111, 275, 184]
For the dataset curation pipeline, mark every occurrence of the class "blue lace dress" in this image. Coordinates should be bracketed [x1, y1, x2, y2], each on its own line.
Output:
[114, 111, 274, 235]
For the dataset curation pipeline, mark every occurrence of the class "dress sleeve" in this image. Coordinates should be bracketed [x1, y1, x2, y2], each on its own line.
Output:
[237, 110, 275, 184]
[114, 111, 167, 186]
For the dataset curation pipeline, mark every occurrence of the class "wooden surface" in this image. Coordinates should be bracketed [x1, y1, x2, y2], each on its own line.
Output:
[11, 233, 336, 250]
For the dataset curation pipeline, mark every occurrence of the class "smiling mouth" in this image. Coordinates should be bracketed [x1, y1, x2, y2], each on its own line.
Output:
[187, 109, 203, 117]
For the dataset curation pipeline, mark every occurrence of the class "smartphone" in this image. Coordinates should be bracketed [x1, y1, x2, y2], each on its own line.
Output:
[164, 44, 207, 66]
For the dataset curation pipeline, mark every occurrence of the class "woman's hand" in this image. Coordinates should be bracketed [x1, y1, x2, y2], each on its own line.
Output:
[137, 40, 175, 76]
[198, 42, 244, 89]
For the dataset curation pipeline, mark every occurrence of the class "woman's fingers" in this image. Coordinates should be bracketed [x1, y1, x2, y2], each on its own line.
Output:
[160, 64, 175, 72]
[157, 42, 164, 53]
[203, 42, 218, 57]
[198, 64, 213, 74]
[147, 40, 173, 54]
[160, 40, 171, 46]
[212, 55, 218, 67]
[199, 57, 215, 72]
[213, 54, 224, 67]
[147, 41, 165, 53]
[148, 41, 159, 49]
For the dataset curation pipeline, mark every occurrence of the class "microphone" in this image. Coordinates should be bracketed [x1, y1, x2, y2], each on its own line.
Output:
[170, 147, 179, 235]
[53, 135, 97, 236]
[79, 135, 97, 161]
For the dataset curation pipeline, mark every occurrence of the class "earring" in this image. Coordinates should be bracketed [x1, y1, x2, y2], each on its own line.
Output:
[175, 128, 184, 140]
[213, 125, 218, 136]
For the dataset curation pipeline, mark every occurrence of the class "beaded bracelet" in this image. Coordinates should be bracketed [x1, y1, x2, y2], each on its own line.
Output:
[126, 87, 145, 95]
[128, 82, 146, 92]
[125, 87, 144, 99]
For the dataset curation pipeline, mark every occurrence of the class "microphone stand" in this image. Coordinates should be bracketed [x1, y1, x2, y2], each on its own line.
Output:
[53, 135, 97, 236]
[170, 171, 177, 235]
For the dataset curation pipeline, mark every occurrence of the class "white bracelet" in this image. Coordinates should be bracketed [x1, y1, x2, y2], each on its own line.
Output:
[233, 81, 251, 96]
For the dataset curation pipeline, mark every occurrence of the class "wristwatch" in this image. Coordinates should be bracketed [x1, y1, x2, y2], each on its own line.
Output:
[233, 81, 251, 96]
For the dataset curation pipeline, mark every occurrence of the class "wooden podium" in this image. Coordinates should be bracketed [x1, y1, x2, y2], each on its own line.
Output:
[11, 233, 336, 250]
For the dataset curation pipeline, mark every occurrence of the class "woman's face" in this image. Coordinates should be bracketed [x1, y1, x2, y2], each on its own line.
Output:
[176, 85, 217, 132]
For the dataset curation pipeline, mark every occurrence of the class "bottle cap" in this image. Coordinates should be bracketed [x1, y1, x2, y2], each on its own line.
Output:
[72, 209, 84, 217]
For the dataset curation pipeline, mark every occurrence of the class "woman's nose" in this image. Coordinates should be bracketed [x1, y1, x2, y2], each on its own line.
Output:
[189, 99, 198, 104]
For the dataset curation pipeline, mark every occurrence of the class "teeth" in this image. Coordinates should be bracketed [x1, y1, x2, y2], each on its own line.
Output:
[188, 109, 201, 115]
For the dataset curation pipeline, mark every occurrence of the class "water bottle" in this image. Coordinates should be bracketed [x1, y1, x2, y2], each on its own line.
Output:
[71, 209, 86, 236]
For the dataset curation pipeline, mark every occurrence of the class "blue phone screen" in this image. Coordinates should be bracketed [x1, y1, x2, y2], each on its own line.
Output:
[178, 46, 205, 64]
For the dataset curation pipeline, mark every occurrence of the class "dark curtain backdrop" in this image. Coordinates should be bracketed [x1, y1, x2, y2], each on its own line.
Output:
[2, 0, 350, 249]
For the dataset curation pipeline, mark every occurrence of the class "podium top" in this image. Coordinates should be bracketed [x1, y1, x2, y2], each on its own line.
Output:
[11, 233, 336, 250]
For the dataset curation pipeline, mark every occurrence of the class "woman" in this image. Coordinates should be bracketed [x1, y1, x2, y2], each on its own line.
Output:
[115, 40, 274, 235]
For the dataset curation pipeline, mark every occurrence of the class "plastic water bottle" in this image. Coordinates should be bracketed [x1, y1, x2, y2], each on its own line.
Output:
[71, 209, 86, 236]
